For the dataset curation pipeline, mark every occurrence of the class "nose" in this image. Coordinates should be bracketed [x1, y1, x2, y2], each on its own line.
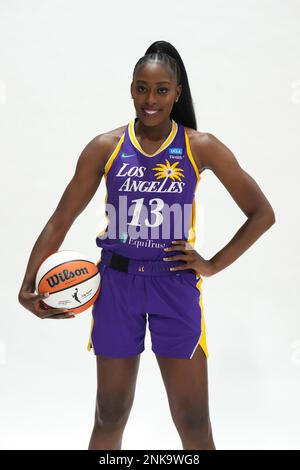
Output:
[145, 90, 157, 107]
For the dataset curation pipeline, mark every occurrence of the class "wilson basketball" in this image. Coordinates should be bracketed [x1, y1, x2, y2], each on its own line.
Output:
[35, 250, 101, 314]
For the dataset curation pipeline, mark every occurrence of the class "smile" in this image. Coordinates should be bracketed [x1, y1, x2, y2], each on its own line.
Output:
[142, 109, 160, 117]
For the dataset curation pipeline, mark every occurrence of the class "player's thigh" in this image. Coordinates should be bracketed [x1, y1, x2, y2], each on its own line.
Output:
[94, 354, 141, 421]
[155, 345, 210, 423]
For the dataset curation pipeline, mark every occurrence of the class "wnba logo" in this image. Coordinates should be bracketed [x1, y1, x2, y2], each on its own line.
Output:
[46, 267, 89, 287]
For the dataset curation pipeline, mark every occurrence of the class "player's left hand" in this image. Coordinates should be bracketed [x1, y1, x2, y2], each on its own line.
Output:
[163, 240, 216, 277]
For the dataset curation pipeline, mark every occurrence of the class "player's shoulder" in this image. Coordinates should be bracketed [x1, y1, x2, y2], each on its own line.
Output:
[184, 127, 235, 172]
[92, 123, 127, 152]
[86, 123, 128, 174]
[183, 126, 215, 173]
[183, 126, 214, 145]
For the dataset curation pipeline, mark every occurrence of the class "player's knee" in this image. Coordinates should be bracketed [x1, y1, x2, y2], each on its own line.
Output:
[95, 394, 133, 429]
[173, 408, 211, 437]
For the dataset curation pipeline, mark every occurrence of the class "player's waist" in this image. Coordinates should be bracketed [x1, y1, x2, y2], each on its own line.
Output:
[100, 249, 194, 276]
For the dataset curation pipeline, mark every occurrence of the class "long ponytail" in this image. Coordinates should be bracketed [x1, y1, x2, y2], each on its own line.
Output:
[133, 40, 197, 130]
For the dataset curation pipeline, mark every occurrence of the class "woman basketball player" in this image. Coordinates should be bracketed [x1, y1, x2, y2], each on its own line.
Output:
[18, 41, 275, 450]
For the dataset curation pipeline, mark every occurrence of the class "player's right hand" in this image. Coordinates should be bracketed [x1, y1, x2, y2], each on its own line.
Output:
[18, 291, 76, 319]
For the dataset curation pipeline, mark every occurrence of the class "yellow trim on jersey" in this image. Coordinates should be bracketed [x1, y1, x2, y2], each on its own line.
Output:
[104, 134, 125, 175]
[189, 277, 208, 359]
[129, 118, 178, 157]
[197, 277, 209, 358]
[187, 175, 201, 251]
[184, 130, 201, 182]
[87, 315, 94, 352]
[185, 130, 201, 256]
[95, 175, 110, 241]
[87, 256, 102, 352]
[96, 133, 125, 241]
[187, 195, 196, 248]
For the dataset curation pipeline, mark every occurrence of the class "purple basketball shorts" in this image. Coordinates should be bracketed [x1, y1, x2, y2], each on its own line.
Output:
[87, 253, 208, 359]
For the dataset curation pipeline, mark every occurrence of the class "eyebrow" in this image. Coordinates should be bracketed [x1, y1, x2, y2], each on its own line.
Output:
[136, 80, 171, 84]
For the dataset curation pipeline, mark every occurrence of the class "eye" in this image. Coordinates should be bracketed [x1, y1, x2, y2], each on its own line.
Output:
[136, 86, 169, 94]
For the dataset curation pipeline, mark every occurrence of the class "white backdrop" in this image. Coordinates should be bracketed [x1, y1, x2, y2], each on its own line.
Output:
[0, 0, 299, 450]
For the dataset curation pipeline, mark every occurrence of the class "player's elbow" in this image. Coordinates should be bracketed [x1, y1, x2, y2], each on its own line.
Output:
[266, 207, 276, 226]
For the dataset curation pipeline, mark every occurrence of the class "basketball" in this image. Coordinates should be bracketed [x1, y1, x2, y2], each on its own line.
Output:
[35, 250, 101, 314]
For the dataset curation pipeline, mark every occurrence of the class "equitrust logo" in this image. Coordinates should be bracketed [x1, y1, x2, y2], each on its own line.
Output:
[46, 266, 89, 288]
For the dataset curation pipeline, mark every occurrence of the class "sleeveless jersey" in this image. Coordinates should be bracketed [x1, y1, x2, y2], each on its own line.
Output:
[95, 117, 201, 261]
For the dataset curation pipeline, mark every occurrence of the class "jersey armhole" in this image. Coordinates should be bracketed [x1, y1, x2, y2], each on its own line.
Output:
[104, 133, 125, 175]
[184, 130, 201, 182]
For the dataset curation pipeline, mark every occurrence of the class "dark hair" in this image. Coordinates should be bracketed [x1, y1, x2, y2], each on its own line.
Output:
[133, 40, 197, 130]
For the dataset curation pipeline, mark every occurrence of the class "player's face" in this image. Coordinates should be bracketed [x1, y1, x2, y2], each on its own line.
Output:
[131, 62, 182, 126]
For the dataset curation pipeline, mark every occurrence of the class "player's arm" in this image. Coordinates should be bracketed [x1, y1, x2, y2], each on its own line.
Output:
[195, 132, 275, 274]
[18, 134, 112, 318]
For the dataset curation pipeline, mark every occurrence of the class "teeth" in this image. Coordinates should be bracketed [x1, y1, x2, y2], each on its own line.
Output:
[144, 109, 158, 114]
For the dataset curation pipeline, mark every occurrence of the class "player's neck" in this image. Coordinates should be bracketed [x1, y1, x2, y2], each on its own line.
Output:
[134, 117, 172, 142]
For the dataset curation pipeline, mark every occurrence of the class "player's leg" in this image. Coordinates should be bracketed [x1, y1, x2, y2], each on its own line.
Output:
[155, 345, 215, 450]
[88, 353, 141, 450]
[88, 262, 147, 449]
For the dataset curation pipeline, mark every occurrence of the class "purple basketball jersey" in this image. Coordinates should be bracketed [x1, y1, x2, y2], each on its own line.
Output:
[96, 117, 201, 261]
